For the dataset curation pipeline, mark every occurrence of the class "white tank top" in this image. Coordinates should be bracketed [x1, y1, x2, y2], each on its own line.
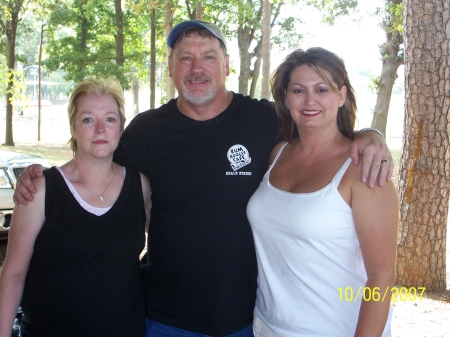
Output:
[56, 166, 125, 216]
[247, 142, 392, 337]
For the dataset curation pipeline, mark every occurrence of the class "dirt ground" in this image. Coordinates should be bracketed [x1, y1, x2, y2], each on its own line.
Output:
[391, 289, 450, 336]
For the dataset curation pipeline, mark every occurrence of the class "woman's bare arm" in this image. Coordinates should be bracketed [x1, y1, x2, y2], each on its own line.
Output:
[13, 164, 45, 205]
[0, 177, 46, 337]
[350, 171, 399, 337]
[140, 173, 151, 233]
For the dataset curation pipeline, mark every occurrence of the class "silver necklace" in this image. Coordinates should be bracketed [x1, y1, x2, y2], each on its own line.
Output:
[70, 159, 115, 202]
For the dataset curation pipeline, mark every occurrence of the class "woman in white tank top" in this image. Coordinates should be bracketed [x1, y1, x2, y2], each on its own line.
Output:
[247, 48, 399, 337]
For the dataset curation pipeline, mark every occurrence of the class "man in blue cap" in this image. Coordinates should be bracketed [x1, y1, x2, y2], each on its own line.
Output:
[15, 20, 393, 337]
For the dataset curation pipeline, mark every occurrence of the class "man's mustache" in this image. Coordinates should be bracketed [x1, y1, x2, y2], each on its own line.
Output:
[184, 74, 212, 81]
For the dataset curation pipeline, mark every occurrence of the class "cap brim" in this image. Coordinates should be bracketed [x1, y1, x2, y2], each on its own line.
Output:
[167, 21, 224, 48]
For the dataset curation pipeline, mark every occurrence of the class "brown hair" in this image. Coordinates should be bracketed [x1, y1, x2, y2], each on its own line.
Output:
[68, 78, 125, 153]
[271, 47, 357, 141]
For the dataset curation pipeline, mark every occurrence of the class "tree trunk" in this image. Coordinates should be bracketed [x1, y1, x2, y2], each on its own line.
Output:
[77, 2, 89, 80]
[237, 1, 280, 96]
[370, 37, 403, 134]
[249, 44, 261, 98]
[261, 0, 271, 99]
[195, 1, 203, 20]
[133, 77, 139, 116]
[238, 25, 252, 95]
[114, 0, 124, 84]
[397, 0, 449, 292]
[370, 0, 404, 136]
[114, 0, 124, 66]
[164, 0, 175, 100]
[3, 2, 23, 146]
[5, 53, 15, 147]
[150, 8, 156, 109]
[38, 20, 45, 142]
[186, 0, 203, 20]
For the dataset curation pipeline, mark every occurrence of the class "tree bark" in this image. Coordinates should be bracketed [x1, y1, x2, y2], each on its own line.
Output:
[397, 0, 449, 292]
[38, 20, 45, 142]
[77, 1, 89, 80]
[2, 0, 25, 146]
[370, 31, 403, 135]
[133, 77, 139, 116]
[237, 1, 280, 96]
[370, 0, 404, 136]
[150, 8, 156, 109]
[186, 0, 203, 20]
[114, 0, 124, 85]
[249, 41, 262, 98]
[195, 1, 203, 20]
[164, 0, 175, 100]
[238, 24, 252, 95]
[261, 0, 271, 99]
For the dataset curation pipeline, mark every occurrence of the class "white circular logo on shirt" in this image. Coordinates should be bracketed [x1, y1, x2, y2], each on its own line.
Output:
[227, 144, 252, 171]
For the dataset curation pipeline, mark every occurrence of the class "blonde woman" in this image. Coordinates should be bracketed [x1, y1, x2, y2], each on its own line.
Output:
[0, 79, 150, 337]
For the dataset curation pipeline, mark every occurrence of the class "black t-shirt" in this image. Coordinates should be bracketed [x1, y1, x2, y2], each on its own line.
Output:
[114, 93, 278, 336]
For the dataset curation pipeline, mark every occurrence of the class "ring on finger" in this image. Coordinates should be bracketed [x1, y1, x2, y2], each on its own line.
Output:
[381, 159, 389, 164]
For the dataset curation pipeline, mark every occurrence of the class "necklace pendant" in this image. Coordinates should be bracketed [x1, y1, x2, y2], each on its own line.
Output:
[99, 196, 104, 202]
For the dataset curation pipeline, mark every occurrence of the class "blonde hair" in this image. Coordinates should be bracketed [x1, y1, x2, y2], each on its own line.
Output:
[68, 78, 125, 153]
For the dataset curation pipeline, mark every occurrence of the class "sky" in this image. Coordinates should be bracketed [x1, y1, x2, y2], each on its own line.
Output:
[261, 0, 405, 147]
[227, 0, 394, 93]
[296, 1, 387, 75]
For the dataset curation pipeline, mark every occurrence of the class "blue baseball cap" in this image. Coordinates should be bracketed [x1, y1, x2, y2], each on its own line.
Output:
[167, 20, 227, 51]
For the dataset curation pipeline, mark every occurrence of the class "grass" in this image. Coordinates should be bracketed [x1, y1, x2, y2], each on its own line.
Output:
[1, 145, 73, 167]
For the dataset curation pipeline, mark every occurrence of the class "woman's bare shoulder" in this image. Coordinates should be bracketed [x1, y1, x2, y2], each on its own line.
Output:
[344, 156, 397, 196]
[268, 141, 289, 167]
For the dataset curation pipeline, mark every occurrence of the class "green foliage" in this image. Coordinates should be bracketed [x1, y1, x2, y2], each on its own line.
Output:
[368, 75, 382, 93]
[169, 0, 303, 53]
[45, 70, 73, 97]
[15, 13, 41, 65]
[44, 1, 119, 85]
[0, 36, 6, 56]
[378, 0, 403, 35]
[0, 62, 7, 94]
[0, 0, 404, 104]
[376, 0, 403, 62]
[43, 0, 154, 90]
[126, 0, 168, 97]
[306, 0, 358, 24]
[272, 16, 303, 52]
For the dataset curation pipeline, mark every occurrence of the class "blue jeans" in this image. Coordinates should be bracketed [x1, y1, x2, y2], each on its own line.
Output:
[145, 318, 253, 337]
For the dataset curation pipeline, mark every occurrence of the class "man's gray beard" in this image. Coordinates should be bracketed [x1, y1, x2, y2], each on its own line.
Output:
[181, 86, 216, 105]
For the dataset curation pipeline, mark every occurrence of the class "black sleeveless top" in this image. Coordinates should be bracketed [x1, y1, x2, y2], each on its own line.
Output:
[21, 167, 146, 337]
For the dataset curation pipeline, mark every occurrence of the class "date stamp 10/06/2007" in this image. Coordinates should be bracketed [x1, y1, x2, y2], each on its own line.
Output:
[338, 286, 426, 302]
